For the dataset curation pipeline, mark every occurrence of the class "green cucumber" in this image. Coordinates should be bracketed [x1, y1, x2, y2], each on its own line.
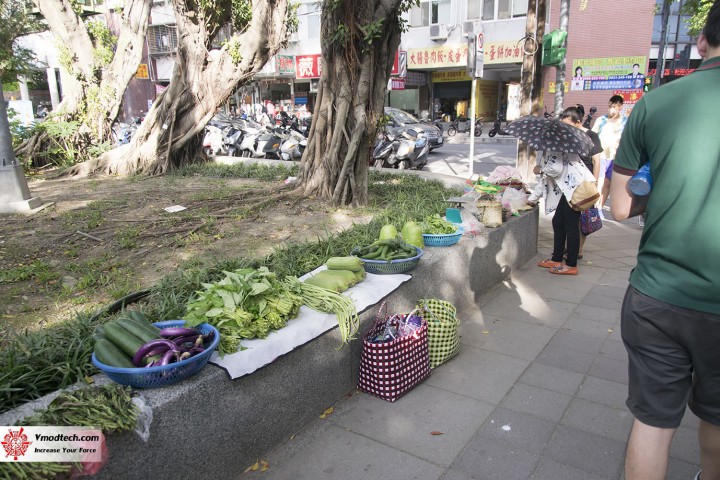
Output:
[126, 310, 153, 327]
[115, 317, 159, 344]
[94, 338, 135, 368]
[103, 322, 145, 358]
[92, 324, 106, 343]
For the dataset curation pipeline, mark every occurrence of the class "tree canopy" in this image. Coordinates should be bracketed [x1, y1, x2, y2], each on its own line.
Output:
[0, 0, 40, 80]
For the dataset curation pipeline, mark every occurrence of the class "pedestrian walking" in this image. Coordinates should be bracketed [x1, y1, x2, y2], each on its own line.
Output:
[610, 2, 720, 479]
[592, 94, 627, 215]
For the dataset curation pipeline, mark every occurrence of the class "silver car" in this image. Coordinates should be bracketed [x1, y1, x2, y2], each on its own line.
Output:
[384, 107, 444, 151]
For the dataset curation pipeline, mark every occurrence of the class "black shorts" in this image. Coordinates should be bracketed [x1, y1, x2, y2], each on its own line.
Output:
[621, 286, 720, 428]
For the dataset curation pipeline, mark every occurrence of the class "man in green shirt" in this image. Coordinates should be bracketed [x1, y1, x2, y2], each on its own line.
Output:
[611, 2, 720, 479]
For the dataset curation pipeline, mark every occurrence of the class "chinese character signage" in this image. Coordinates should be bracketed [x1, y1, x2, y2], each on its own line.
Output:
[431, 70, 473, 83]
[484, 41, 523, 65]
[408, 45, 469, 69]
[390, 78, 405, 90]
[136, 64, 149, 79]
[277, 55, 295, 75]
[571, 56, 647, 91]
[296, 54, 322, 79]
[612, 90, 644, 105]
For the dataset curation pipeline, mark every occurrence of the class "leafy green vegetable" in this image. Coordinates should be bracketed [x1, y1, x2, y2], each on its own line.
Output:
[422, 214, 458, 234]
[184, 267, 304, 355]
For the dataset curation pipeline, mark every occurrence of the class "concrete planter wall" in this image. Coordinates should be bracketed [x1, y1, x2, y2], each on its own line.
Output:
[0, 208, 538, 480]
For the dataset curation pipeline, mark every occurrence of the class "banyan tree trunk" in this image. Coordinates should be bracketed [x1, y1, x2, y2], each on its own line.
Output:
[66, 0, 292, 177]
[295, 0, 405, 206]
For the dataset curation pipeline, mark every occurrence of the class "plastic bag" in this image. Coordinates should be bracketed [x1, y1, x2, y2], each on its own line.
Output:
[132, 395, 153, 442]
[501, 188, 528, 214]
[486, 166, 523, 184]
[459, 208, 485, 237]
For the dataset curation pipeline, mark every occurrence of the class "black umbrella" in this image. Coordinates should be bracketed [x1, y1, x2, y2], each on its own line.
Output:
[503, 115, 595, 156]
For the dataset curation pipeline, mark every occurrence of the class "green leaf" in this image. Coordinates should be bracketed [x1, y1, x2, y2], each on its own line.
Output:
[217, 289, 236, 310]
[205, 308, 224, 317]
[249, 282, 270, 296]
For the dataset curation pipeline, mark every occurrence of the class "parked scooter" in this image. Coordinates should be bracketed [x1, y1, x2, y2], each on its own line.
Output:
[447, 117, 483, 137]
[375, 127, 428, 170]
[371, 130, 396, 169]
[202, 125, 226, 156]
[488, 112, 510, 137]
[279, 127, 307, 161]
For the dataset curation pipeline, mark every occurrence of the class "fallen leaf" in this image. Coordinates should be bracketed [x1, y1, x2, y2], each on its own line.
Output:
[482, 330, 490, 334]
[319, 406, 334, 418]
[84, 376, 94, 384]
[430, 431, 444, 435]
[244, 461, 259, 473]
[289, 434, 295, 440]
[608, 328, 613, 333]
[260, 460, 269, 472]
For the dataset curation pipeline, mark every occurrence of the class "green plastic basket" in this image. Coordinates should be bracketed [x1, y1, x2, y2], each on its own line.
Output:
[416, 299, 460, 368]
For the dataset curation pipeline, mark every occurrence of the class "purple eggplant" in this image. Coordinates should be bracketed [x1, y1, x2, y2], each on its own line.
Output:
[159, 327, 201, 338]
[144, 346, 170, 359]
[158, 349, 178, 366]
[132, 339, 177, 367]
[189, 346, 205, 355]
[145, 360, 156, 368]
[172, 334, 200, 346]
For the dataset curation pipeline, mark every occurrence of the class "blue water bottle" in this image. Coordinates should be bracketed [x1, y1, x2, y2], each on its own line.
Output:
[628, 163, 652, 196]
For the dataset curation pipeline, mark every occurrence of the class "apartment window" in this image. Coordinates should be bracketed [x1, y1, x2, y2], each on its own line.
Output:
[410, 0, 451, 27]
[467, 0, 481, 19]
[298, 3, 321, 40]
[482, 0, 527, 20]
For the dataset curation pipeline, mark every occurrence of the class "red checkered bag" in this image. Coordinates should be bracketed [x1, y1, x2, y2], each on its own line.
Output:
[357, 303, 431, 402]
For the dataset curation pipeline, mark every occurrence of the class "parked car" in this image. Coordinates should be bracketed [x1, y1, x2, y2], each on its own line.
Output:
[383, 107, 444, 151]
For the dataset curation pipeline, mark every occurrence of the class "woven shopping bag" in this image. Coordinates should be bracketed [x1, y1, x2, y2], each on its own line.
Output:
[357, 303, 431, 402]
[416, 299, 460, 369]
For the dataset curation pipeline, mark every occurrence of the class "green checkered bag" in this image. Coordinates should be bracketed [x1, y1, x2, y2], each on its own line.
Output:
[416, 299, 460, 368]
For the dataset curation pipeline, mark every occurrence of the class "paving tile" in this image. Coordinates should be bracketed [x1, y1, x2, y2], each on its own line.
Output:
[548, 330, 606, 355]
[577, 376, 628, 410]
[600, 339, 628, 361]
[562, 314, 617, 338]
[588, 354, 629, 385]
[438, 470, 476, 480]
[499, 383, 572, 422]
[583, 257, 629, 269]
[588, 279, 627, 300]
[248, 425, 444, 480]
[515, 362, 583, 395]
[669, 425, 701, 464]
[581, 293, 624, 311]
[458, 315, 555, 361]
[451, 436, 540, 480]
[544, 425, 626, 478]
[573, 304, 622, 324]
[481, 295, 577, 329]
[534, 344, 596, 374]
[530, 458, 611, 480]
[561, 398, 634, 442]
[474, 407, 557, 455]
[334, 384, 493, 468]
[666, 457, 701, 480]
[424, 347, 529, 405]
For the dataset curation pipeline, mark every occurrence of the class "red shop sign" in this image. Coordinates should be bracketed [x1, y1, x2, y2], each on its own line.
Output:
[295, 54, 322, 79]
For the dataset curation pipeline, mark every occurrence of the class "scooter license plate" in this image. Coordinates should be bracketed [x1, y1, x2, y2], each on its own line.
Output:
[438, 137, 443, 144]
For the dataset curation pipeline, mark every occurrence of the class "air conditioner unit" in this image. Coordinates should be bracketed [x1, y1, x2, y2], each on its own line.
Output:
[309, 79, 319, 93]
[463, 21, 478, 37]
[429, 24, 449, 41]
[288, 32, 299, 43]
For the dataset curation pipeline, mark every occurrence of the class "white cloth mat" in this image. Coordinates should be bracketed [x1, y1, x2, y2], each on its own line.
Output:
[209, 267, 412, 379]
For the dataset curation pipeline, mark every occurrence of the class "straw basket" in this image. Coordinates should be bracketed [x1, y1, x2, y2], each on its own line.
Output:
[416, 299, 460, 368]
[476, 200, 503, 228]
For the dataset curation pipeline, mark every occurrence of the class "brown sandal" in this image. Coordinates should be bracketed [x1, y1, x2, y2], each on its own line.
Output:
[549, 265, 578, 275]
[538, 259, 563, 268]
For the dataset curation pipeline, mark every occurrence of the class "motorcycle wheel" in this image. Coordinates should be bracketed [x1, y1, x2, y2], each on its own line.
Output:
[447, 126, 457, 137]
[416, 162, 426, 170]
[474, 126, 483, 137]
[488, 130, 497, 138]
[204, 147, 214, 156]
[397, 160, 409, 170]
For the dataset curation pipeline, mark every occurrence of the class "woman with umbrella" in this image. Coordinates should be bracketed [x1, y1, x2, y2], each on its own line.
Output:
[506, 114, 596, 275]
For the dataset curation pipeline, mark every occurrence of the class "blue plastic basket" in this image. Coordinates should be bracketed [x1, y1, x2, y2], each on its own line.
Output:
[92, 320, 219, 389]
[422, 226, 464, 247]
[353, 246, 424, 275]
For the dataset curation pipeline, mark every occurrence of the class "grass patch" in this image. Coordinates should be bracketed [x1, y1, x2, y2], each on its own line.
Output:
[0, 260, 60, 285]
[170, 162, 298, 181]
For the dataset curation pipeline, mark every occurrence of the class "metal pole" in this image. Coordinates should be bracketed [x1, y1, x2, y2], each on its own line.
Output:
[468, 77, 477, 178]
[553, 0, 569, 116]
[654, 0, 671, 88]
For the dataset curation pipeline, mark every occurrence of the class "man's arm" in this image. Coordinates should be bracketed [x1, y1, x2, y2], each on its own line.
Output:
[591, 153, 602, 181]
[609, 172, 648, 221]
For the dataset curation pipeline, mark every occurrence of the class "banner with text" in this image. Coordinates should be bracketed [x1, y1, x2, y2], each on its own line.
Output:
[571, 56, 646, 91]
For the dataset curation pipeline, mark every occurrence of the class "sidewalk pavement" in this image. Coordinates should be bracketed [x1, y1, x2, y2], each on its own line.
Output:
[238, 209, 702, 480]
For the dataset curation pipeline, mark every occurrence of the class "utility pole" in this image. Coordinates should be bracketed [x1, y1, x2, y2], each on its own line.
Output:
[0, 83, 42, 213]
[516, 0, 547, 182]
[553, 0, 570, 116]
[654, 0, 672, 89]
